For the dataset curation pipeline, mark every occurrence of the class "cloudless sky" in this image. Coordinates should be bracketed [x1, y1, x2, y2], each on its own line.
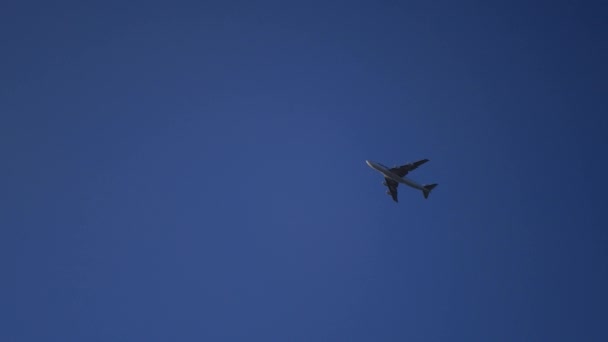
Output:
[4, 1, 608, 341]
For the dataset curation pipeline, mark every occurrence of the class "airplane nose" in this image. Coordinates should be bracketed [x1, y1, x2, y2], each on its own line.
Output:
[365, 160, 373, 167]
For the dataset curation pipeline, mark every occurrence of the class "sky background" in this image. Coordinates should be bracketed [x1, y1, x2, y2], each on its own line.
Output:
[4, 0, 608, 341]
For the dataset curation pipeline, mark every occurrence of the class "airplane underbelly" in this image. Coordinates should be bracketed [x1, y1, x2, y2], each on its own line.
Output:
[384, 172, 401, 182]
[401, 177, 423, 189]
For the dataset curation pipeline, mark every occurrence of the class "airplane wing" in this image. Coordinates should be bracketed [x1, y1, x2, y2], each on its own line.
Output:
[383, 178, 399, 202]
[390, 159, 429, 177]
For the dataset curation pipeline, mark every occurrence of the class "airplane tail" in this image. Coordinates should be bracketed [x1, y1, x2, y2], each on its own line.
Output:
[422, 183, 438, 199]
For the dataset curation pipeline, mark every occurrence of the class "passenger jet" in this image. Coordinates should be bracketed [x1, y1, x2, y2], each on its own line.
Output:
[366, 159, 437, 203]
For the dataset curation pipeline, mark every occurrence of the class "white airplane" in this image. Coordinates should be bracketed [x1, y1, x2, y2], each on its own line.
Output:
[366, 159, 437, 203]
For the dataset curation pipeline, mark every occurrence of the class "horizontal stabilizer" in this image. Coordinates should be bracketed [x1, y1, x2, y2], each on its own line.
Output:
[422, 183, 438, 199]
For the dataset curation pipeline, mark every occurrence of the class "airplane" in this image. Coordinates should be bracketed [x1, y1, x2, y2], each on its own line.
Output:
[366, 159, 437, 203]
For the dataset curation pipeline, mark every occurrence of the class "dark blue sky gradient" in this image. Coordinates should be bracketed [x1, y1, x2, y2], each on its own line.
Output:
[5, 1, 608, 341]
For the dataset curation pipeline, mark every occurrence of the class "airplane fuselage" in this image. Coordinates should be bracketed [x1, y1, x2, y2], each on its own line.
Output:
[365, 160, 426, 191]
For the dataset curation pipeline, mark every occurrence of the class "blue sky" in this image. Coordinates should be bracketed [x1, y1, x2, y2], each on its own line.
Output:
[5, 1, 608, 341]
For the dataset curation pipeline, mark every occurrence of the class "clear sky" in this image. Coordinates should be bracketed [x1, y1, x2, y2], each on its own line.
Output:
[5, 1, 608, 341]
